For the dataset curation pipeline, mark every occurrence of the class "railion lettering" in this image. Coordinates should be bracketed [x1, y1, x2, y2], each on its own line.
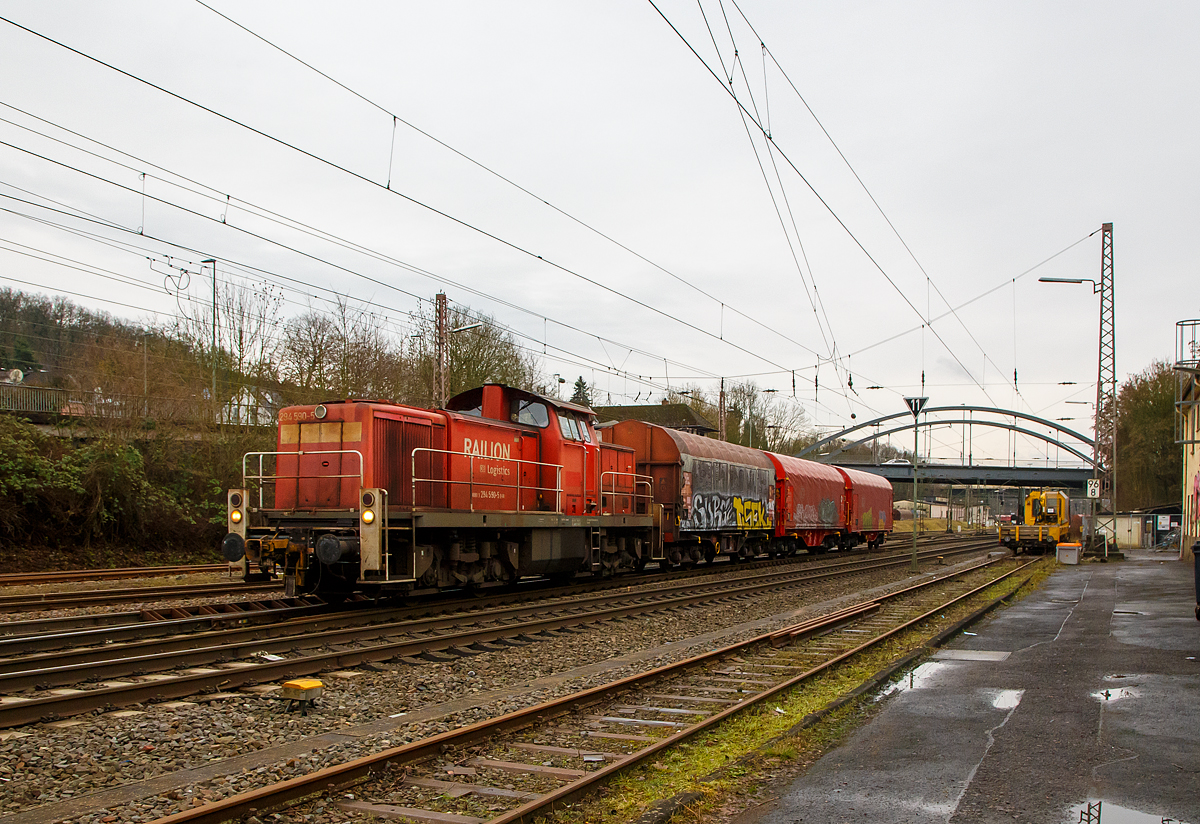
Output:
[462, 438, 512, 460]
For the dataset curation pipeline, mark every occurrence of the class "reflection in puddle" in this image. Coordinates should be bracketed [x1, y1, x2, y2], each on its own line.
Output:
[876, 661, 948, 700]
[990, 688, 1023, 710]
[1091, 688, 1138, 702]
[1070, 799, 1192, 824]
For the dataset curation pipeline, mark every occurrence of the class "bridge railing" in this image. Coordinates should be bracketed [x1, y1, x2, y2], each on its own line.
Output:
[0, 384, 205, 423]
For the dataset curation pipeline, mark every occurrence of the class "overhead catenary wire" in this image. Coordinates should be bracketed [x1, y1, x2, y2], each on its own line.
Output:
[0, 12, 1098, 443]
[0, 103, 818, 404]
[189, 1, 838, 367]
[648, 0, 1004, 409]
[0, 14, 816, 380]
[727, 0, 1018, 398]
[0, 97, 885, 416]
[0, 145, 725, 387]
[0, 196, 680, 403]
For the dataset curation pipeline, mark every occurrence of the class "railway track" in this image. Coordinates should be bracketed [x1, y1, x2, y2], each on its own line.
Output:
[0, 579, 283, 614]
[0, 534, 974, 615]
[0, 536, 989, 648]
[145, 554, 1034, 824]
[0, 564, 230, 587]
[0, 539, 995, 728]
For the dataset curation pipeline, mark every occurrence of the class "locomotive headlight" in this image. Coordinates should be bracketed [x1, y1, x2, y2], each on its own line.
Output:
[361, 509, 375, 524]
[230, 509, 243, 524]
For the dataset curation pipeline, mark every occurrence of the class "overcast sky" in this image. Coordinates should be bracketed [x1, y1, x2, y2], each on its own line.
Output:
[1, 1, 1195, 464]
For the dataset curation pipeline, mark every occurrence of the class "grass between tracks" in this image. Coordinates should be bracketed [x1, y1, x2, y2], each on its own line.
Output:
[539, 558, 1055, 824]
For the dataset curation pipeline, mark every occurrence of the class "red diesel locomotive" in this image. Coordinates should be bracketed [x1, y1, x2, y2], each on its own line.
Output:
[221, 383, 892, 598]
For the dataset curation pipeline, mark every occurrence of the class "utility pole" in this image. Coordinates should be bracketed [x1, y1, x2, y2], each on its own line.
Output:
[143, 329, 148, 418]
[718, 378, 727, 441]
[905, 396, 928, 571]
[1037, 224, 1115, 556]
[435, 292, 448, 408]
[1093, 223, 1116, 558]
[203, 259, 217, 414]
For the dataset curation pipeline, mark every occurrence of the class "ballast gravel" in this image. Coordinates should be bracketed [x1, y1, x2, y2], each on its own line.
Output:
[0, 552, 991, 823]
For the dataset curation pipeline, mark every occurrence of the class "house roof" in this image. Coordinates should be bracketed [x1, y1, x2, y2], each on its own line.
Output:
[593, 403, 716, 433]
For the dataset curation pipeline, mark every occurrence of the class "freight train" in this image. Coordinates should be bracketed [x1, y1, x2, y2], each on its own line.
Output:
[220, 383, 893, 599]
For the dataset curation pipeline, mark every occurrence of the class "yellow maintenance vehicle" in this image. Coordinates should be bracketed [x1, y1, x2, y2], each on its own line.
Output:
[999, 490, 1080, 554]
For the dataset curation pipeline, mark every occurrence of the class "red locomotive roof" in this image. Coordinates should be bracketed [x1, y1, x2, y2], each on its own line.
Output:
[447, 383, 596, 420]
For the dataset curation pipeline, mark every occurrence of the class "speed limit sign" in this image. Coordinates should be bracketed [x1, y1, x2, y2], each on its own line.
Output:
[1087, 479, 1100, 499]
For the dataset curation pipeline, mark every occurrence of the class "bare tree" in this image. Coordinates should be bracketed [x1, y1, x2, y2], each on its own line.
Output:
[175, 277, 283, 422]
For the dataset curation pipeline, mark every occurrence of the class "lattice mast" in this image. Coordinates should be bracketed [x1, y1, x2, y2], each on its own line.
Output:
[1093, 223, 1117, 544]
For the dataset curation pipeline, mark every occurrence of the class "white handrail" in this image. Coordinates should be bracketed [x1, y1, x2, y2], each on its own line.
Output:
[242, 449, 364, 510]
[600, 471, 655, 515]
[411, 447, 563, 513]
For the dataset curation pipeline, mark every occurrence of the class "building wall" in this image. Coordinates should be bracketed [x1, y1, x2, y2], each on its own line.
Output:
[1180, 371, 1198, 563]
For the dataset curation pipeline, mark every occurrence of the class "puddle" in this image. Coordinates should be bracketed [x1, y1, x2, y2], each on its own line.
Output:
[1090, 688, 1138, 702]
[1069, 799, 1192, 823]
[990, 689, 1023, 710]
[876, 661, 948, 700]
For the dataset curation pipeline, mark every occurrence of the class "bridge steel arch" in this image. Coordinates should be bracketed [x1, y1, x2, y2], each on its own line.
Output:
[809, 419, 1096, 467]
[796, 405, 1096, 467]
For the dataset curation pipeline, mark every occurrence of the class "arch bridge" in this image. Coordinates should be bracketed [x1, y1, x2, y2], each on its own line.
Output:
[795, 405, 1097, 490]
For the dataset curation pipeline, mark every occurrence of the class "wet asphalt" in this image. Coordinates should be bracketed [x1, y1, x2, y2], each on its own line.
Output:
[742, 548, 1200, 824]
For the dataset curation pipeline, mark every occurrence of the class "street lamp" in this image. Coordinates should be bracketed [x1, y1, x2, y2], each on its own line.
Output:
[1038, 276, 1100, 293]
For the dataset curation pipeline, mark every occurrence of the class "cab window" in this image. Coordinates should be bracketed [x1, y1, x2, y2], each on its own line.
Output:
[515, 400, 549, 428]
[575, 415, 592, 443]
[558, 414, 574, 440]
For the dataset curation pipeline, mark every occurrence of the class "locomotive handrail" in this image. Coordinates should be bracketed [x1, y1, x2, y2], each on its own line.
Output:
[411, 447, 564, 514]
[242, 449, 364, 510]
[600, 471, 655, 516]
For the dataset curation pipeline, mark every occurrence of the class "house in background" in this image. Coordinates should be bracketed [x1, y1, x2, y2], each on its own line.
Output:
[593, 401, 717, 436]
[220, 385, 283, 427]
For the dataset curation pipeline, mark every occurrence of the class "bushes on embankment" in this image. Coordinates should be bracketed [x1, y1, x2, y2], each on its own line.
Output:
[0, 416, 273, 569]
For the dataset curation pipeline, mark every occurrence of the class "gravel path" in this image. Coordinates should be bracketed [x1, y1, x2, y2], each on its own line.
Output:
[0, 552, 993, 823]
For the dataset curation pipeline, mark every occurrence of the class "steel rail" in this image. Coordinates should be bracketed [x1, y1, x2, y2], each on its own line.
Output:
[0, 564, 230, 587]
[0, 598, 336, 656]
[0, 541, 993, 681]
[145, 557, 1035, 824]
[0, 580, 282, 613]
[0, 537, 988, 654]
[0, 542, 960, 685]
[0, 542, 995, 727]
